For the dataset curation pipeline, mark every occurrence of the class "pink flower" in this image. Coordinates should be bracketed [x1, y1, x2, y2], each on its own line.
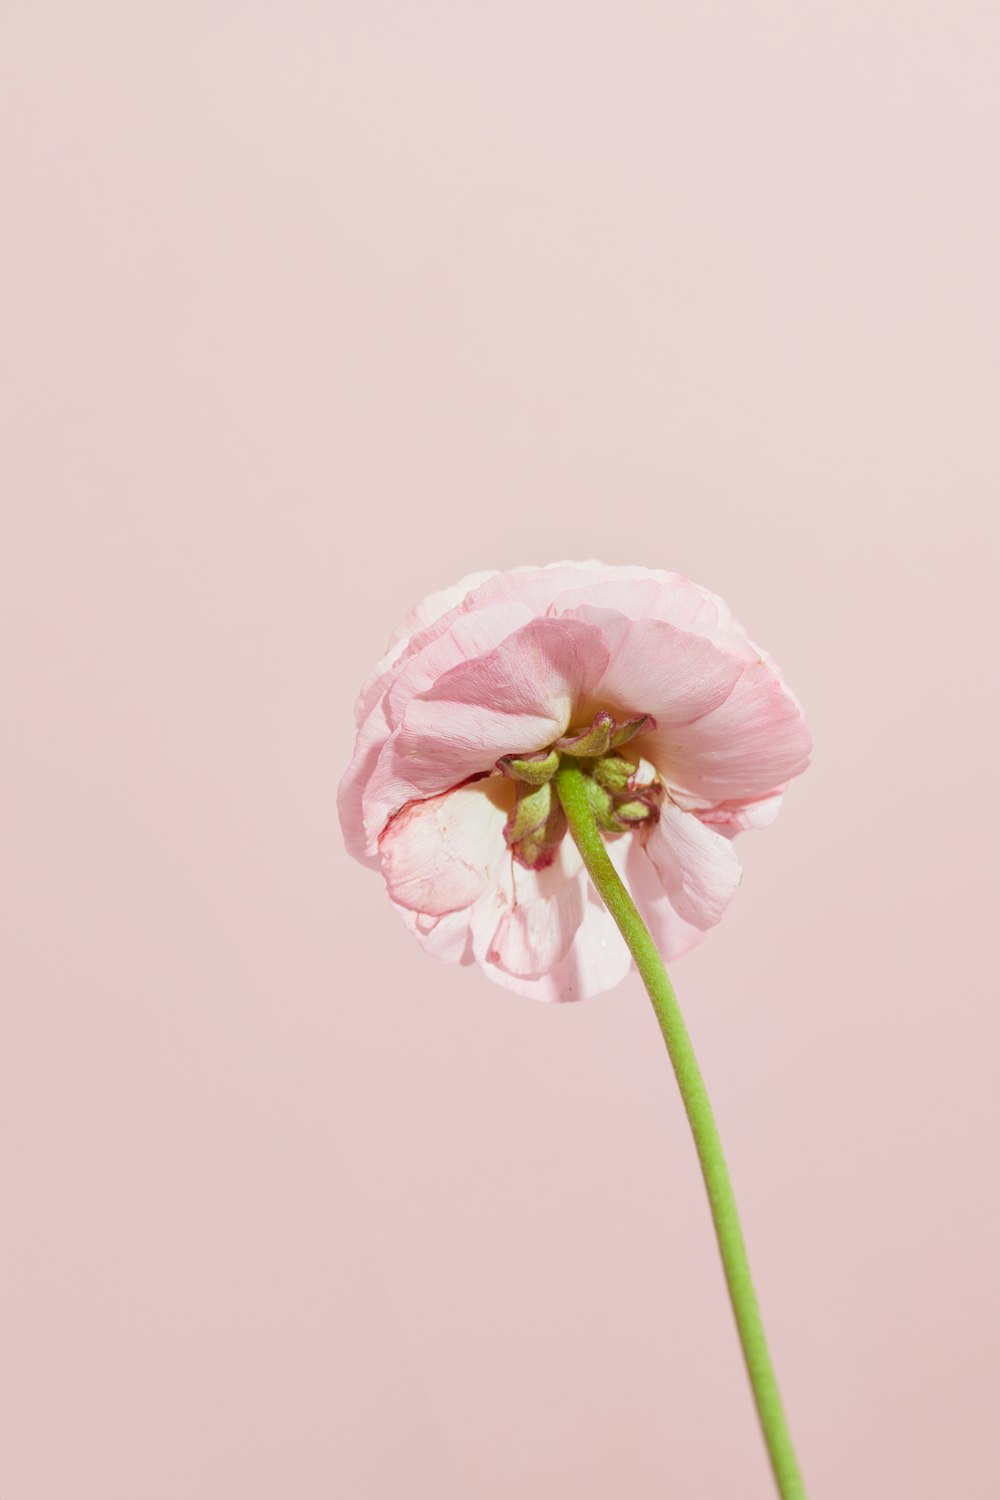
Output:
[339, 562, 810, 1002]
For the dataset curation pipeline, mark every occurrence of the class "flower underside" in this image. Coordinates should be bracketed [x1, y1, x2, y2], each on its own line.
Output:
[497, 709, 663, 870]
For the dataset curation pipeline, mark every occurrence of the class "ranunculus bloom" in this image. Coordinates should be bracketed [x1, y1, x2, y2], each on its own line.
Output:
[339, 563, 810, 1002]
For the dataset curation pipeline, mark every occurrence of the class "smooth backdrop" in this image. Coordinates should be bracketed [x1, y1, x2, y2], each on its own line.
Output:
[3, 4, 998, 1497]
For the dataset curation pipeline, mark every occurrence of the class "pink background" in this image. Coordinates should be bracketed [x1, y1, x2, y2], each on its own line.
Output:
[3, 4, 999, 1496]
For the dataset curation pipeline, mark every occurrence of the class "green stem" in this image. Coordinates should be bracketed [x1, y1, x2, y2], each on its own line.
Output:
[554, 760, 807, 1500]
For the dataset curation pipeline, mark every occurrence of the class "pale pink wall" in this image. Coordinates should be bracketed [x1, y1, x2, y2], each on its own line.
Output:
[2, 4, 999, 1497]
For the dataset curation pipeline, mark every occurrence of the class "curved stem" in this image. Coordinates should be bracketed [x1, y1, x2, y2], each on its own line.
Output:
[554, 761, 807, 1500]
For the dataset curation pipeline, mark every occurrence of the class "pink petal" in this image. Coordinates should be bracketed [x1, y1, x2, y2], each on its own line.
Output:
[451, 563, 648, 618]
[466, 562, 737, 624]
[354, 569, 498, 728]
[678, 787, 787, 838]
[337, 696, 391, 866]
[361, 617, 609, 850]
[643, 799, 743, 930]
[353, 636, 410, 729]
[378, 780, 510, 916]
[345, 593, 519, 855]
[385, 601, 536, 727]
[550, 573, 759, 659]
[564, 607, 745, 727]
[346, 600, 540, 857]
[384, 569, 499, 651]
[646, 665, 811, 803]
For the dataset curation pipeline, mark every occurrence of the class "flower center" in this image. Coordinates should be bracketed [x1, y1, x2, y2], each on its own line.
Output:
[496, 710, 662, 870]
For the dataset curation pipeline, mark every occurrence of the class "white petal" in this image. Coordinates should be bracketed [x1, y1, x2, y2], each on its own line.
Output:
[643, 800, 743, 930]
[488, 879, 586, 978]
[378, 780, 510, 916]
[612, 833, 706, 963]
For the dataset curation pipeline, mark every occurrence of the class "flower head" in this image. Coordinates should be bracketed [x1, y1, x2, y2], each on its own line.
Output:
[339, 562, 810, 1001]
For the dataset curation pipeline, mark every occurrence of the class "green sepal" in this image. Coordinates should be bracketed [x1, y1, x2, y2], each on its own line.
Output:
[592, 753, 638, 792]
[609, 713, 656, 748]
[497, 748, 561, 785]
[583, 776, 631, 833]
[510, 800, 568, 869]
[504, 781, 554, 842]
[555, 711, 615, 758]
[614, 798, 654, 824]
